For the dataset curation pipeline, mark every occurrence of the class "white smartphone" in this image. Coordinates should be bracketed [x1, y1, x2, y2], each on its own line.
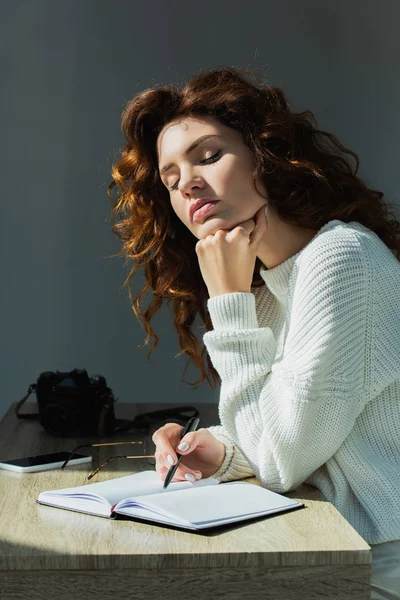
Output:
[0, 451, 92, 473]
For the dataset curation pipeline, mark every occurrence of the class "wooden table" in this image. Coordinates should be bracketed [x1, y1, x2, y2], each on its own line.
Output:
[0, 402, 371, 599]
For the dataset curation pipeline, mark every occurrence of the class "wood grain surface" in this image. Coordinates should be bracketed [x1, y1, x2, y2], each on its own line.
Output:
[0, 402, 371, 599]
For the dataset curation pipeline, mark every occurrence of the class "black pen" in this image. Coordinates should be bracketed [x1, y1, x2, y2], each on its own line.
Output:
[163, 416, 200, 489]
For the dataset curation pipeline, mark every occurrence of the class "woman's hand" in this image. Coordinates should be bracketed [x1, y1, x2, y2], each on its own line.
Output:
[195, 204, 268, 298]
[152, 423, 226, 483]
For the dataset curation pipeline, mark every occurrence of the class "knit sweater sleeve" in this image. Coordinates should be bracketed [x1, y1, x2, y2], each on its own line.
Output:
[206, 425, 255, 481]
[203, 230, 372, 492]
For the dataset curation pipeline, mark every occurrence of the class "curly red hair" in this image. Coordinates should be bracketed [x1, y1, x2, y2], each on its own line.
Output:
[108, 66, 400, 390]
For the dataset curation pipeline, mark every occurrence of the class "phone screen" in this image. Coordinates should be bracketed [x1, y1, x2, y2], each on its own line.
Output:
[2, 452, 88, 467]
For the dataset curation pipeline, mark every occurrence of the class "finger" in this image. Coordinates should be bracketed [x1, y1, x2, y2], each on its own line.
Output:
[156, 463, 202, 483]
[152, 424, 184, 469]
[152, 422, 182, 445]
[171, 464, 203, 482]
[153, 425, 206, 474]
[156, 429, 203, 477]
[154, 441, 181, 470]
[155, 428, 209, 480]
[175, 428, 207, 455]
[236, 219, 256, 234]
[225, 219, 255, 243]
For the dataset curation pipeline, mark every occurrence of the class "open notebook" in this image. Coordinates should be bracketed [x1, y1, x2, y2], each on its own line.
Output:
[37, 470, 303, 531]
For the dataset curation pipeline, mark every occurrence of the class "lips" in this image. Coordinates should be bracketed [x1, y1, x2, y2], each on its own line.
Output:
[192, 202, 219, 223]
[190, 198, 219, 220]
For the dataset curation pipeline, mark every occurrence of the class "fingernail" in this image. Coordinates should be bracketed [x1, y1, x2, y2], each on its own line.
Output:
[178, 441, 189, 451]
[167, 454, 174, 465]
[195, 472, 202, 480]
[185, 473, 195, 482]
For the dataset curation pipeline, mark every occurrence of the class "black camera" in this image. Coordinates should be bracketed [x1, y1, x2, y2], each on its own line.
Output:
[16, 368, 201, 439]
[25, 369, 117, 437]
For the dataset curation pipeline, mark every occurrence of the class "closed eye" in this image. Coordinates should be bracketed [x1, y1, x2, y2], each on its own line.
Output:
[168, 150, 222, 192]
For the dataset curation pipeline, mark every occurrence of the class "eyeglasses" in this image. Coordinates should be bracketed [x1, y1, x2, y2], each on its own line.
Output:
[61, 441, 156, 480]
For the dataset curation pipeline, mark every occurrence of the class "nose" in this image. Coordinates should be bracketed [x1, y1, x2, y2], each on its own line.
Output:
[178, 169, 204, 197]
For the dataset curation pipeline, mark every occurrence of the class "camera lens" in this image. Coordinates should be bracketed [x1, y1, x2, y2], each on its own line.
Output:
[41, 403, 77, 436]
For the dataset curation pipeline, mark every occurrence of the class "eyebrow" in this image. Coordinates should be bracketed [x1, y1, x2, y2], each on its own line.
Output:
[159, 134, 222, 177]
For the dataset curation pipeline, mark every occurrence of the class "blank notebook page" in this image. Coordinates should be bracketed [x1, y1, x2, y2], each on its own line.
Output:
[128, 481, 299, 525]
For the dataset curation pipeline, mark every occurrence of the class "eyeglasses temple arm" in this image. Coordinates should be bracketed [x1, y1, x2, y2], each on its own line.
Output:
[87, 454, 155, 480]
[61, 444, 91, 469]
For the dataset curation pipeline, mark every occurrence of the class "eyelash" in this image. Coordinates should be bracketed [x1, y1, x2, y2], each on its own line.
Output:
[168, 150, 222, 191]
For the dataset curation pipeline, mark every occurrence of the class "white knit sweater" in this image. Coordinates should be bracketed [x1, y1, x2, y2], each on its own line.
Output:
[204, 219, 400, 545]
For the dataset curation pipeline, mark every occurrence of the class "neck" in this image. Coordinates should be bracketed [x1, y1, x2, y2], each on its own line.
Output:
[257, 210, 319, 270]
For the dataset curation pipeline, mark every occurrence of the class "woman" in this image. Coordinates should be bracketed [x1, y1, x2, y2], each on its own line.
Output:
[108, 66, 400, 598]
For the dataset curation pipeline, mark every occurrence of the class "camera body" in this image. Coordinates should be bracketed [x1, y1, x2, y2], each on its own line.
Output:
[35, 369, 117, 437]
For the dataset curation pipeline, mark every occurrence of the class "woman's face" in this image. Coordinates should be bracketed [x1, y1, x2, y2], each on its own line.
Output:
[157, 116, 268, 239]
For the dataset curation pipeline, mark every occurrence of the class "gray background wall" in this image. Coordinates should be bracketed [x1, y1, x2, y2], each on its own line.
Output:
[1, 0, 399, 421]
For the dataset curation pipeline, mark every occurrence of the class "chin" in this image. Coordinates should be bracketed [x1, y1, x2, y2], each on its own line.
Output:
[198, 217, 231, 237]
